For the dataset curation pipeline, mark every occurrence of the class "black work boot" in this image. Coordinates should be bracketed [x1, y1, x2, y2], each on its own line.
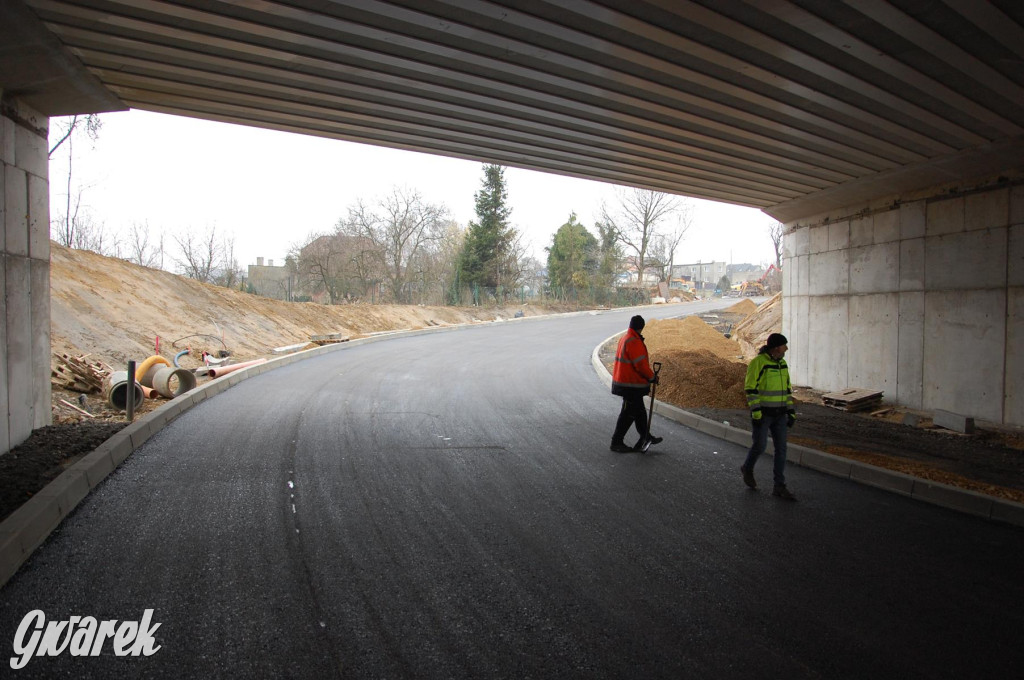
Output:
[772, 485, 797, 501]
[741, 465, 757, 489]
[610, 441, 632, 453]
[634, 435, 663, 452]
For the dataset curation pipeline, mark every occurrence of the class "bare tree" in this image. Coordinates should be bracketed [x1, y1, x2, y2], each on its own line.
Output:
[50, 115, 103, 250]
[125, 221, 161, 268]
[770, 221, 784, 269]
[173, 226, 221, 283]
[214, 236, 244, 289]
[344, 187, 449, 303]
[51, 186, 109, 253]
[293, 229, 351, 303]
[48, 114, 102, 158]
[600, 188, 685, 287]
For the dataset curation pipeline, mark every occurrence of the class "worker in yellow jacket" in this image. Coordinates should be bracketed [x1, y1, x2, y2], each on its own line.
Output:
[610, 315, 662, 453]
[740, 333, 797, 500]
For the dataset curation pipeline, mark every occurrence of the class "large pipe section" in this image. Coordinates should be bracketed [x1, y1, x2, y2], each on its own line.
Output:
[136, 355, 172, 387]
[207, 358, 267, 378]
[106, 371, 144, 411]
[152, 366, 198, 398]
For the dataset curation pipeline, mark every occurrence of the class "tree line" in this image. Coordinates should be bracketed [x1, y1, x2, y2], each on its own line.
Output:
[49, 115, 781, 306]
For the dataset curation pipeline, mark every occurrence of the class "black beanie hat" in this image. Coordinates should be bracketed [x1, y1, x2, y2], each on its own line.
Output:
[629, 315, 645, 332]
[766, 333, 788, 349]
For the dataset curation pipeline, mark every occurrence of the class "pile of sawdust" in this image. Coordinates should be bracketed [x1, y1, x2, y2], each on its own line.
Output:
[641, 317, 748, 409]
[724, 298, 758, 315]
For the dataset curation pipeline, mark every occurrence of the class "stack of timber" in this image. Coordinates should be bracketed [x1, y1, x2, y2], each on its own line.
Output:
[51, 353, 112, 393]
[822, 388, 884, 413]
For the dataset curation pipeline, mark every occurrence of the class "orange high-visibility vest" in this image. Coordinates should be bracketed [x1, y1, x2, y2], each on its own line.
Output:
[612, 328, 654, 395]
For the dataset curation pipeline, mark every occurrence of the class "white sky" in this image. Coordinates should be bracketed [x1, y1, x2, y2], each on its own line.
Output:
[48, 110, 779, 270]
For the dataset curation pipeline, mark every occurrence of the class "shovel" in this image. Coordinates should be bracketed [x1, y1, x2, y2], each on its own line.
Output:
[640, 361, 662, 453]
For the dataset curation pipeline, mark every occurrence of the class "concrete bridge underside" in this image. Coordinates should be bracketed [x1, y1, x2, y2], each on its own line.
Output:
[2, 0, 1023, 453]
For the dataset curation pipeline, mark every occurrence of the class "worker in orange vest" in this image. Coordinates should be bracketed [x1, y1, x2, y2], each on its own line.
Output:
[610, 315, 663, 452]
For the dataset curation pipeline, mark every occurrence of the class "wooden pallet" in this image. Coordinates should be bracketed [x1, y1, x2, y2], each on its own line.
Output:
[51, 353, 112, 393]
[822, 388, 884, 413]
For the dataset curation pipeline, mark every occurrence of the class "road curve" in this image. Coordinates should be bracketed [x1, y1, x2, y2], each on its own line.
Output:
[1, 303, 1023, 678]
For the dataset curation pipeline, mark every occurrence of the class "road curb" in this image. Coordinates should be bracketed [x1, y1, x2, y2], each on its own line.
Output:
[0, 307, 626, 589]
[591, 334, 1024, 529]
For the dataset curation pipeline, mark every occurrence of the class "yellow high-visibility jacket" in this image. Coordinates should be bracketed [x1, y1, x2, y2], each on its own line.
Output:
[745, 351, 794, 419]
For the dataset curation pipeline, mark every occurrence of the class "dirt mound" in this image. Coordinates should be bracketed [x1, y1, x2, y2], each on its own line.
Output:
[638, 317, 748, 409]
[49, 242, 557, 371]
[643, 316, 745, 361]
[649, 349, 748, 409]
[724, 298, 758, 315]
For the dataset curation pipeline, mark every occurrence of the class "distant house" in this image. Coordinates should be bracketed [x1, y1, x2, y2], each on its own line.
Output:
[726, 263, 765, 284]
[247, 257, 295, 301]
[671, 261, 727, 291]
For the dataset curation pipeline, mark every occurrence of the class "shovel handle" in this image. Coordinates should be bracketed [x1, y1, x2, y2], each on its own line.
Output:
[653, 361, 662, 375]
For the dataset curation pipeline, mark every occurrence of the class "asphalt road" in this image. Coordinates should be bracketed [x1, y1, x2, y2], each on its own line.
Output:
[2, 303, 1023, 678]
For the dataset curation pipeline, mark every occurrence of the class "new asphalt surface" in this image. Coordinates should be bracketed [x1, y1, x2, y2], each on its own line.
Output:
[2, 303, 1023, 678]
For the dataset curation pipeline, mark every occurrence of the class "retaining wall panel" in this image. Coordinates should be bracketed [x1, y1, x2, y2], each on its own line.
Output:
[965, 187, 1008, 232]
[926, 196, 964, 236]
[4, 166, 27, 256]
[925, 228, 1006, 290]
[14, 122, 46, 179]
[809, 250, 849, 295]
[850, 242, 899, 294]
[0, 117, 14, 164]
[5, 256, 31, 446]
[896, 292, 925, 408]
[848, 294, 899, 395]
[874, 209, 900, 244]
[1009, 224, 1023, 287]
[900, 237, 925, 291]
[30, 259, 49, 429]
[923, 290, 1006, 422]
[809, 223, 829, 254]
[850, 215, 873, 248]
[828, 221, 850, 251]
[0, 255, 7, 454]
[900, 200, 926, 239]
[1006, 287, 1024, 425]
[1011, 185, 1024, 225]
[27, 173, 48, 260]
[807, 295, 849, 392]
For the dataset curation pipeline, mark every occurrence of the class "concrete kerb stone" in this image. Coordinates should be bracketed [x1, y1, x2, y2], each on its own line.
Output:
[0, 309, 619, 588]
[590, 335, 1024, 528]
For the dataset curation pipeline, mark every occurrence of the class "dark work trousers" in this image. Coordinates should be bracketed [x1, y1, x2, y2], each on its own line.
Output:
[612, 392, 649, 445]
[743, 410, 789, 486]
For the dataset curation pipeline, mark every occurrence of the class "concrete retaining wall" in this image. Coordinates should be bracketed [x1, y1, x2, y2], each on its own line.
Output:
[1, 96, 50, 455]
[784, 177, 1024, 426]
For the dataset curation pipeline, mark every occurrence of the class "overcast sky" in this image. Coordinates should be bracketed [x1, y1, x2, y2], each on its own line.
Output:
[47, 110, 780, 271]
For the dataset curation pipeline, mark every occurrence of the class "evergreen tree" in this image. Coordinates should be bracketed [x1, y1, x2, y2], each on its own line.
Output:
[458, 164, 516, 288]
[596, 221, 621, 288]
[546, 213, 599, 292]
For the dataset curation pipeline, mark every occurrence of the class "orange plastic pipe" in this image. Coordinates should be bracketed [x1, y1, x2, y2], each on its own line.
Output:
[207, 358, 268, 378]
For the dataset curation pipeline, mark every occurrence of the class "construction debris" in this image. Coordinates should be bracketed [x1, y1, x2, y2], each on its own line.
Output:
[51, 353, 112, 393]
[822, 388, 884, 413]
[310, 332, 351, 345]
[59, 398, 95, 418]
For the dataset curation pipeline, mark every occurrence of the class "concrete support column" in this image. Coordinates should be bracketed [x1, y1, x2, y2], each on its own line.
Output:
[1, 95, 50, 455]
[782, 175, 1024, 427]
